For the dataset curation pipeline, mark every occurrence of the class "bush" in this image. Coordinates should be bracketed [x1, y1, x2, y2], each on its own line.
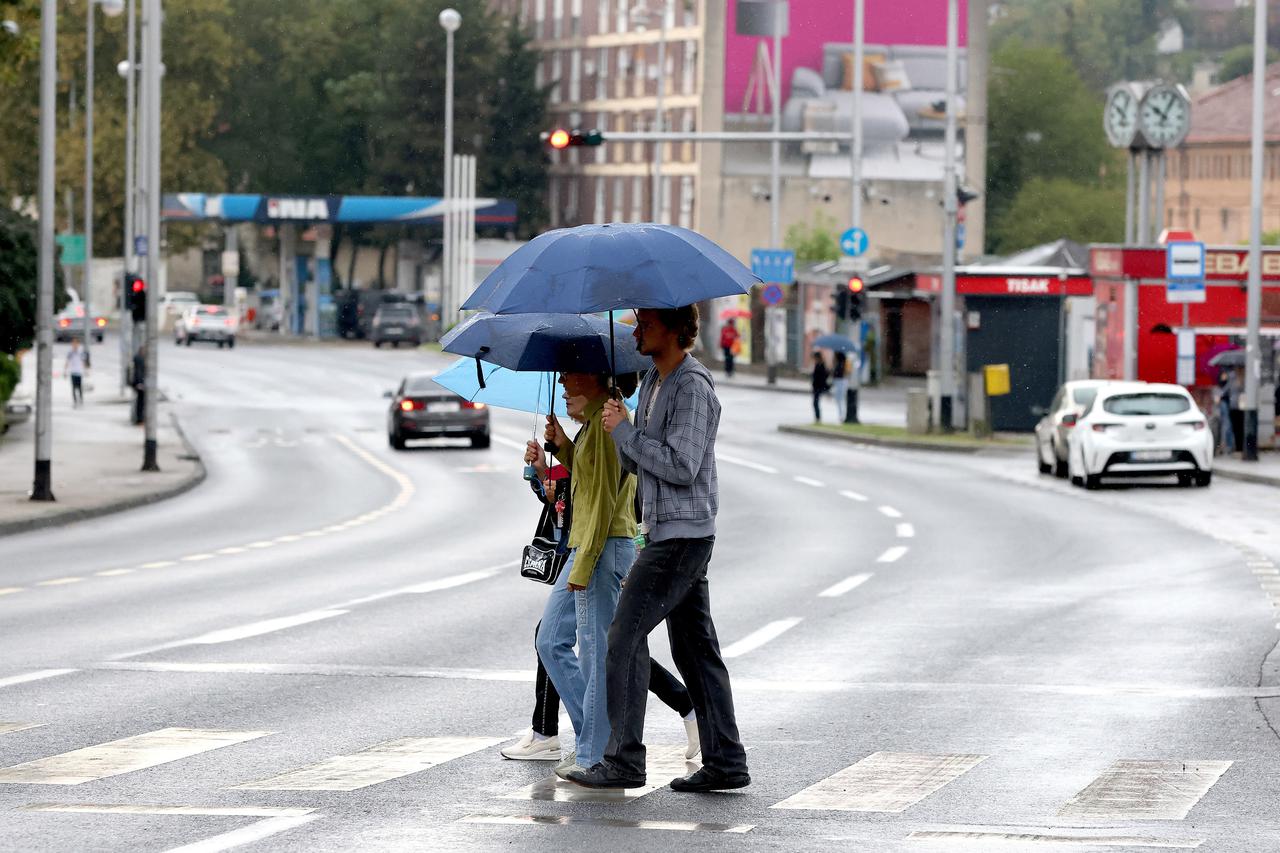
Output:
[0, 207, 66, 355]
[0, 352, 19, 403]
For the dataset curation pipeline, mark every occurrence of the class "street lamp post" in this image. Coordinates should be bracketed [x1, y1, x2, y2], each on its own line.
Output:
[140, 0, 160, 471]
[938, 0, 959, 432]
[32, 0, 57, 501]
[440, 8, 460, 325]
[117, 0, 137, 391]
[1244, 0, 1266, 461]
[632, 2, 670, 222]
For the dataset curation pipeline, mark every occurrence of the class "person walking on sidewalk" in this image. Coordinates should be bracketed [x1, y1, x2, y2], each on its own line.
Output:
[810, 350, 830, 423]
[719, 320, 740, 378]
[64, 337, 88, 408]
[831, 351, 848, 422]
[575, 304, 750, 794]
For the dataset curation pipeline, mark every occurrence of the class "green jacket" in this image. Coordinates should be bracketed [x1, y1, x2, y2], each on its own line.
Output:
[555, 397, 636, 587]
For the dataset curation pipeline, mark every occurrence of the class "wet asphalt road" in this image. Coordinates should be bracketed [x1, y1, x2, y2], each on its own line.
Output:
[1, 337, 1279, 852]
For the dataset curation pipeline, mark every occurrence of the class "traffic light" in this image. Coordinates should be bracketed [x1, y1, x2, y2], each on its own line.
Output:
[847, 277, 864, 322]
[544, 128, 604, 149]
[831, 284, 849, 317]
[127, 274, 146, 322]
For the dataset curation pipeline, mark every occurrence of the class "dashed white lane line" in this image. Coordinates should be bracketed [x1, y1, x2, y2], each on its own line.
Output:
[336, 565, 513, 608]
[793, 476, 825, 488]
[180, 610, 349, 646]
[719, 453, 780, 475]
[491, 434, 530, 452]
[216, 546, 247, 555]
[140, 560, 177, 569]
[878, 505, 903, 519]
[0, 587, 25, 596]
[896, 523, 915, 539]
[95, 569, 134, 578]
[36, 577, 83, 587]
[721, 618, 803, 659]
[840, 490, 869, 502]
[0, 670, 77, 690]
[877, 546, 909, 564]
[819, 573, 874, 598]
[246, 542, 275, 550]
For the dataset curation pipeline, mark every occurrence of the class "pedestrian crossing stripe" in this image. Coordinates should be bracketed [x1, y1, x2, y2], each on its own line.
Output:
[0, 727, 273, 785]
[1057, 760, 1232, 821]
[458, 814, 755, 834]
[771, 752, 987, 813]
[502, 745, 695, 804]
[233, 736, 504, 791]
[906, 828, 1205, 848]
[0, 722, 42, 736]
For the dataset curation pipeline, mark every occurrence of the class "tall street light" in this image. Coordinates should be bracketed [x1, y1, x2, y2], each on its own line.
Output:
[938, 0, 959, 432]
[140, 0, 161, 471]
[1243, 0, 1266, 461]
[117, 0, 137, 389]
[32, 0, 57, 502]
[83, 0, 125, 375]
[439, 8, 461, 324]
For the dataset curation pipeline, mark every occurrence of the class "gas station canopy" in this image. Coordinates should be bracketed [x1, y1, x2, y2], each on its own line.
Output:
[162, 193, 517, 225]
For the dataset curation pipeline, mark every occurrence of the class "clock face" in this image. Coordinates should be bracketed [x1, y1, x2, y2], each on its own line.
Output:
[1140, 85, 1191, 148]
[1104, 87, 1139, 148]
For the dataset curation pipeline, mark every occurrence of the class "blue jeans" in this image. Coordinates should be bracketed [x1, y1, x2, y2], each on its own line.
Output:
[1219, 399, 1236, 452]
[535, 536, 635, 768]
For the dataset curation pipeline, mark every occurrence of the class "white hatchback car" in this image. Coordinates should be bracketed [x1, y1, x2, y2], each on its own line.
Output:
[1067, 382, 1213, 489]
[1034, 379, 1113, 478]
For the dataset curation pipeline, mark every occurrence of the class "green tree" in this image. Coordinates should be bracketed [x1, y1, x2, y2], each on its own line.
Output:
[989, 177, 1123, 252]
[0, 208, 67, 356]
[986, 41, 1120, 251]
[1217, 44, 1280, 84]
[785, 211, 840, 262]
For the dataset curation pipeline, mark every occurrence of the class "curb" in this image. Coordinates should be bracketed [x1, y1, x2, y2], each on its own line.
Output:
[0, 412, 207, 538]
[778, 423, 1029, 455]
[1213, 466, 1280, 490]
[719, 379, 810, 396]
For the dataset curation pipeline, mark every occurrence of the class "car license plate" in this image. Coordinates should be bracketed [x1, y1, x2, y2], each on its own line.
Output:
[427, 402, 458, 413]
[1132, 450, 1173, 462]
[385, 327, 402, 334]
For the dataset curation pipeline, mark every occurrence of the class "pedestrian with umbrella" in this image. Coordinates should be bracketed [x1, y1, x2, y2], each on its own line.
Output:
[461, 223, 755, 793]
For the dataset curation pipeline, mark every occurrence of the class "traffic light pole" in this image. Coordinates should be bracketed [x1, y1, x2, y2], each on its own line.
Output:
[31, 0, 57, 502]
[140, 0, 160, 472]
[845, 0, 864, 424]
[938, 0, 959, 433]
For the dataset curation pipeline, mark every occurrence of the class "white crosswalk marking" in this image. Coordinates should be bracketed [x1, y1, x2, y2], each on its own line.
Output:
[878, 505, 903, 518]
[907, 829, 1205, 848]
[0, 728, 272, 785]
[1058, 760, 1233, 820]
[234, 736, 503, 791]
[458, 814, 755, 834]
[0, 669, 77, 690]
[771, 752, 987, 813]
[502, 745, 694, 804]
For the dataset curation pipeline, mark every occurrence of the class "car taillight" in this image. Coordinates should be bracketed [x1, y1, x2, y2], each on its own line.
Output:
[1178, 420, 1206, 431]
[399, 399, 417, 412]
[224, 318, 234, 326]
[57, 318, 69, 327]
[461, 401, 486, 410]
[95, 317, 106, 327]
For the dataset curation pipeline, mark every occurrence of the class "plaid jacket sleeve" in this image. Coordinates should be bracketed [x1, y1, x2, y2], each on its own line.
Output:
[614, 373, 712, 487]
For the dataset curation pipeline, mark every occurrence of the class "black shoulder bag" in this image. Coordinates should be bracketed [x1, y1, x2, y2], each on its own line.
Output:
[520, 497, 570, 585]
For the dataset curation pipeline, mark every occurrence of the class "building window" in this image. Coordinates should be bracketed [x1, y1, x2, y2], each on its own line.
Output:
[550, 51, 562, 103]
[571, 0, 582, 36]
[598, 0, 610, 34]
[1221, 207, 1229, 232]
[534, 0, 545, 38]
[552, 0, 563, 38]
[564, 177, 580, 224]
[679, 176, 694, 229]
[631, 176, 644, 222]
[683, 41, 698, 95]
[615, 0, 627, 32]
[612, 177, 625, 222]
[1194, 208, 1201, 230]
[569, 49, 581, 102]
[594, 177, 605, 224]
[660, 176, 673, 224]
[549, 177, 560, 229]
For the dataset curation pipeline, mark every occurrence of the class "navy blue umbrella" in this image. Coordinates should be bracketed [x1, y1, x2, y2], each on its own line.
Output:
[460, 223, 760, 315]
[441, 312, 652, 375]
[812, 333, 859, 353]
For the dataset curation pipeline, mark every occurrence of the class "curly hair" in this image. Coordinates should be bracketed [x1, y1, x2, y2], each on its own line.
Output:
[653, 304, 700, 351]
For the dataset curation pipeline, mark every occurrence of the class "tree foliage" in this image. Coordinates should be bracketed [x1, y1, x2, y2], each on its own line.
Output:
[1217, 44, 1280, 85]
[785, 211, 840, 262]
[0, 208, 67, 356]
[991, 178, 1124, 252]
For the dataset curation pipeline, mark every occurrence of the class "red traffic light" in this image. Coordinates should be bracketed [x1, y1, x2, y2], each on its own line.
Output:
[847, 277, 864, 294]
[131, 278, 146, 293]
[548, 129, 570, 150]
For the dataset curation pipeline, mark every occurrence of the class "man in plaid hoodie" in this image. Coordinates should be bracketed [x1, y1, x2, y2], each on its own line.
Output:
[567, 304, 750, 793]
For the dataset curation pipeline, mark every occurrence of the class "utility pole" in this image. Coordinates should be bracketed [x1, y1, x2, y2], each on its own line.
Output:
[1244, 0, 1266, 461]
[765, 0, 787, 385]
[844, 0, 864, 423]
[31, 0, 57, 501]
[938, 0, 959, 432]
[83, 0, 95, 372]
[120, 0, 137, 393]
[141, 0, 160, 471]
[440, 9, 460, 325]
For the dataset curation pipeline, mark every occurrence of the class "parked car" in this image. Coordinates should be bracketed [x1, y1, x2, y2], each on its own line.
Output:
[3, 389, 33, 433]
[371, 302, 422, 348]
[175, 304, 237, 348]
[54, 303, 106, 343]
[1034, 380, 1113, 478]
[1066, 382, 1213, 490]
[386, 372, 489, 450]
[162, 291, 201, 319]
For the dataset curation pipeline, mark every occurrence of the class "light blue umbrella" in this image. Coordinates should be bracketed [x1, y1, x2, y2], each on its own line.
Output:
[432, 358, 639, 417]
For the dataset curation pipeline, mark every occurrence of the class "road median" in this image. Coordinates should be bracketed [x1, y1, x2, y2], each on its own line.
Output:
[779, 422, 1033, 455]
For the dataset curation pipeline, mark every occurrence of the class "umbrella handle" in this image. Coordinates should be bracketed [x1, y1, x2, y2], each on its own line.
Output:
[474, 348, 490, 390]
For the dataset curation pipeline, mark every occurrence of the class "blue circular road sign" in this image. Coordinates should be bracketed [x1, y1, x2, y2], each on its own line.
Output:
[840, 227, 869, 257]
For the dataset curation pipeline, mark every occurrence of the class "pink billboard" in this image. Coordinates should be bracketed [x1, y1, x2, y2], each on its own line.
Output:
[724, 0, 969, 111]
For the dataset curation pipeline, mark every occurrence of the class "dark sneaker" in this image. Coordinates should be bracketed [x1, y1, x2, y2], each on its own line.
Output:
[669, 767, 751, 792]
[565, 762, 646, 789]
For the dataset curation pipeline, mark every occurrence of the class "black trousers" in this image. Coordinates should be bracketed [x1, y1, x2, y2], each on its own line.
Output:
[602, 536, 747, 779]
[722, 346, 735, 376]
[812, 390, 823, 421]
[132, 388, 145, 424]
[532, 619, 694, 738]
[70, 374, 83, 405]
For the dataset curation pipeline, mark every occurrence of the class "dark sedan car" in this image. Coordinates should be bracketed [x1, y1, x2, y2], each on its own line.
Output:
[386, 372, 490, 450]
[371, 303, 422, 348]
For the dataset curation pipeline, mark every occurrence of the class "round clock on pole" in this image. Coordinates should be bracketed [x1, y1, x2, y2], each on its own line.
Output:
[1139, 82, 1192, 149]
[1103, 82, 1144, 149]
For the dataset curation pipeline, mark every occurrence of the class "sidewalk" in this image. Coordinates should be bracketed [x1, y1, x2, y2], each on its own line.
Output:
[1213, 451, 1280, 488]
[0, 359, 204, 536]
[718, 367, 912, 428]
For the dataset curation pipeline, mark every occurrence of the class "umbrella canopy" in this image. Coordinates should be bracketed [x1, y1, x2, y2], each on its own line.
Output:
[1208, 348, 1244, 368]
[812, 333, 859, 353]
[432, 358, 639, 417]
[441, 312, 652, 374]
[720, 308, 751, 320]
[460, 223, 759, 315]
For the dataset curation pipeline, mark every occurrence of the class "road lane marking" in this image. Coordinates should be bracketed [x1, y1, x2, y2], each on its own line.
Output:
[20, 803, 313, 817]
[234, 736, 502, 791]
[0, 669, 77, 690]
[36, 577, 83, 587]
[502, 745, 693, 804]
[793, 476, 825, 487]
[0, 587, 25, 596]
[0, 722, 42, 736]
[273, 535, 302, 543]
[181, 611, 349, 646]
[140, 560, 177, 569]
[161, 813, 319, 853]
[216, 546, 248, 555]
[771, 752, 987, 813]
[877, 546, 909, 564]
[335, 564, 514, 608]
[721, 618, 803, 659]
[718, 453, 779, 475]
[819, 573, 874, 598]
[840, 490, 868, 502]
[896, 523, 915, 538]
[246, 541, 275, 549]
[458, 814, 755, 834]
[878, 505, 903, 518]
[1057, 760, 1232, 821]
[95, 569, 134, 577]
[906, 829, 1204, 848]
[180, 554, 215, 563]
[0, 727, 273, 785]
[94, 661, 536, 682]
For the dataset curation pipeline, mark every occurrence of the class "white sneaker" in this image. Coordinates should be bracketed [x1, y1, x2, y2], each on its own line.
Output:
[553, 750, 579, 780]
[683, 718, 701, 760]
[501, 730, 561, 761]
